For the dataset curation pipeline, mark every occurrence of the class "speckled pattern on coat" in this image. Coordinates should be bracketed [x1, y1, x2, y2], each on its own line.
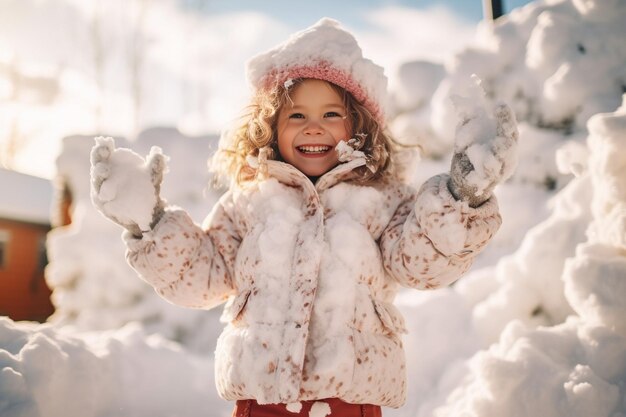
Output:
[124, 156, 501, 408]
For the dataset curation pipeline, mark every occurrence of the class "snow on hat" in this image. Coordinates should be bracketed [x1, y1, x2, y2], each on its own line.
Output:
[246, 18, 388, 125]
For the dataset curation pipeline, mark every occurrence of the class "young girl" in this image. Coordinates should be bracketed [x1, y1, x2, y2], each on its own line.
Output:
[90, 18, 517, 417]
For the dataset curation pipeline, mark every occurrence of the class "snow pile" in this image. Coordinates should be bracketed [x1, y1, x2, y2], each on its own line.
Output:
[386, 1, 626, 415]
[563, 96, 626, 333]
[45, 128, 224, 350]
[390, 0, 626, 190]
[429, 96, 626, 417]
[0, 317, 227, 417]
[434, 0, 626, 135]
[388, 61, 447, 157]
[461, 173, 592, 345]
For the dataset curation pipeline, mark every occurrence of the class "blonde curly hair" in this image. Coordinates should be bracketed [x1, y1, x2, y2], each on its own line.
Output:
[211, 79, 400, 186]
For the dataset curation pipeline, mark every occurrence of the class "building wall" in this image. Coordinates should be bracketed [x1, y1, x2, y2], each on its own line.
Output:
[0, 218, 54, 322]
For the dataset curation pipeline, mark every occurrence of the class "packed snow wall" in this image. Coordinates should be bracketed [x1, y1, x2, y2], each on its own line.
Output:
[45, 127, 225, 351]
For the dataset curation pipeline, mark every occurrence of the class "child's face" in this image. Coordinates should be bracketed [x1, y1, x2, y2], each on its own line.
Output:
[276, 79, 351, 178]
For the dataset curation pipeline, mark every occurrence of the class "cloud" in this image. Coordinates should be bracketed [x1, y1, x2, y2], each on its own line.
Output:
[354, 5, 476, 86]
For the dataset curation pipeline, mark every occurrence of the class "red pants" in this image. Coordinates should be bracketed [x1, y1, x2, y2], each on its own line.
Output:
[232, 398, 383, 417]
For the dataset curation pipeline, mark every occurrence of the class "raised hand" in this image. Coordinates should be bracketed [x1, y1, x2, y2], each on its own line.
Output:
[448, 76, 519, 207]
[90, 136, 168, 237]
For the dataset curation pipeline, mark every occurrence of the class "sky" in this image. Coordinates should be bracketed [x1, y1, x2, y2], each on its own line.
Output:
[0, 0, 534, 180]
[196, 0, 534, 26]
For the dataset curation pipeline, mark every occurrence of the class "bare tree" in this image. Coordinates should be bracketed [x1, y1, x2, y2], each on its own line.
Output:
[129, 0, 151, 136]
[0, 57, 61, 169]
[91, 1, 105, 132]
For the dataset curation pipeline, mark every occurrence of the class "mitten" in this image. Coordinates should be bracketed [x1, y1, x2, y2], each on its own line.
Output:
[448, 76, 519, 207]
[90, 136, 168, 237]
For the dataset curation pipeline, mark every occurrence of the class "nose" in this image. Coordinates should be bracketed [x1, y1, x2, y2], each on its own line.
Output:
[303, 120, 324, 135]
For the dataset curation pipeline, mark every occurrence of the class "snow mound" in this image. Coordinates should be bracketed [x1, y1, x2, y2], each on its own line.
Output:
[46, 128, 224, 351]
[392, 0, 626, 190]
[432, 95, 626, 417]
[0, 317, 228, 417]
[434, 319, 625, 417]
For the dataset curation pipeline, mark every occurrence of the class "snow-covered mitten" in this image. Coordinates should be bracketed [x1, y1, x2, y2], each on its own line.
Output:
[448, 76, 519, 207]
[90, 136, 168, 237]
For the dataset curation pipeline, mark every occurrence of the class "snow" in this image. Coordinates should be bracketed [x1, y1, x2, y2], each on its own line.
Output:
[90, 136, 160, 232]
[449, 75, 519, 197]
[391, 61, 445, 114]
[0, 317, 222, 417]
[0, 168, 52, 225]
[286, 402, 303, 413]
[2, 0, 626, 416]
[45, 128, 223, 346]
[432, 318, 624, 417]
[335, 139, 366, 162]
[246, 18, 388, 122]
[423, 95, 626, 417]
[309, 401, 331, 417]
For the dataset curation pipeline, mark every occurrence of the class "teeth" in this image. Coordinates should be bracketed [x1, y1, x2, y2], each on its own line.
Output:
[298, 145, 331, 153]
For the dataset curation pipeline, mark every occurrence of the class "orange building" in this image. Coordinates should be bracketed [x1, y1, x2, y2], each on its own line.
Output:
[0, 168, 54, 322]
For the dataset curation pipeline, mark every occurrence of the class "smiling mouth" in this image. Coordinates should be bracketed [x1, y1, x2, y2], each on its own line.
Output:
[296, 145, 333, 154]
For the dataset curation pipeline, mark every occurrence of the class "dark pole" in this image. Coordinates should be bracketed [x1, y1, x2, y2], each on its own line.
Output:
[483, 0, 504, 21]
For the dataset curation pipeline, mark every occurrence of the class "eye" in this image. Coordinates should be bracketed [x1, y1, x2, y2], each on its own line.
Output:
[288, 113, 305, 119]
[324, 111, 343, 118]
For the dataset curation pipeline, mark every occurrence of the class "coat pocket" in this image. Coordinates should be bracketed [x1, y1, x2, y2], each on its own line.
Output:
[371, 299, 408, 334]
[220, 289, 251, 324]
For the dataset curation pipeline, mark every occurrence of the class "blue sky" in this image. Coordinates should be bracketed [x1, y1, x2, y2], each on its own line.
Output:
[186, 0, 535, 28]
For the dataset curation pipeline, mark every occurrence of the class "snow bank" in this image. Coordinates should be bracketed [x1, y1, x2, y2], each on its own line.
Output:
[0, 317, 230, 417]
[433, 318, 625, 417]
[391, 0, 626, 190]
[438, 0, 626, 135]
[461, 173, 592, 344]
[46, 128, 225, 351]
[430, 95, 626, 417]
[384, 1, 626, 415]
[563, 96, 626, 335]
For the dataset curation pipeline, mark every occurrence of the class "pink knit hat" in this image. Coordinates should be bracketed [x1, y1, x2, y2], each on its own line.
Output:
[246, 18, 388, 125]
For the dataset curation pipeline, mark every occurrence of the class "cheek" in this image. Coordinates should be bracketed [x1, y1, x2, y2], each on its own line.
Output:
[333, 125, 351, 142]
[277, 129, 295, 159]
[338, 119, 352, 141]
[276, 125, 291, 147]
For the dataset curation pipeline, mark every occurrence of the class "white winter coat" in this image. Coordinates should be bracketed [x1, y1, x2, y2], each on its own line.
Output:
[124, 156, 501, 408]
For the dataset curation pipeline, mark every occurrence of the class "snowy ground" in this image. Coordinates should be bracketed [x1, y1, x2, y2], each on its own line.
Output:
[2, 0, 626, 416]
